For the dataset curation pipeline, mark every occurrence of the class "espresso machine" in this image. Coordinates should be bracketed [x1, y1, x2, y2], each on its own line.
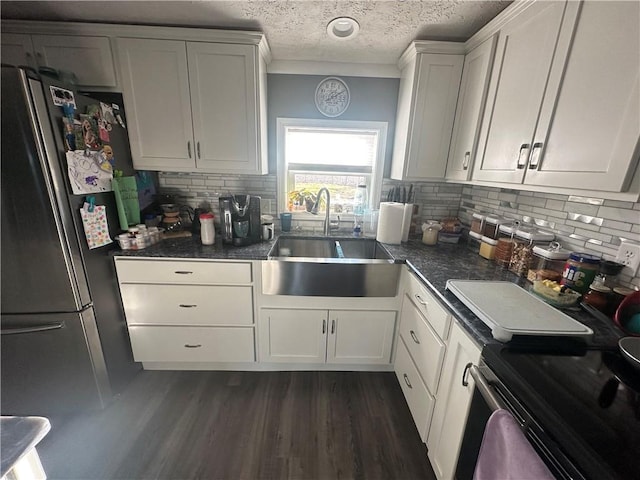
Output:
[219, 195, 261, 246]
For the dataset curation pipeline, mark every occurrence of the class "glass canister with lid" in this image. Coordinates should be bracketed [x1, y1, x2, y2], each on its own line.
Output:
[560, 252, 602, 294]
[482, 214, 505, 240]
[494, 222, 519, 268]
[527, 242, 570, 282]
[508, 227, 555, 277]
[470, 213, 486, 236]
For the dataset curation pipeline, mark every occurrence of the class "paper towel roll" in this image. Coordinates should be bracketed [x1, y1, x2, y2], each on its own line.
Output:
[376, 202, 404, 244]
[401, 203, 413, 242]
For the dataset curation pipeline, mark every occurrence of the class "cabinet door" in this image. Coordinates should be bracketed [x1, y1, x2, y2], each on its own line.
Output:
[116, 38, 194, 171]
[31, 35, 117, 87]
[391, 53, 463, 181]
[473, 1, 570, 183]
[260, 308, 327, 363]
[327, 310, 396, 364]
[188, 42, 264, 174]
[427, 322, 481, 480]
[1, 33, 35, 68]
[445, 36, 496, 181]
[524, 1, 640, 192]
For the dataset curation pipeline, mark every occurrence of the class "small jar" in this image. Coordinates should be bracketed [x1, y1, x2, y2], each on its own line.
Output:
[561, 253, 601, 294]
[470, 213, 485, 236]
[199, 212, 215, 245]
[583, 284, 612, 312]
[527, 242, 570, 283]
[479, 236, 498, 260]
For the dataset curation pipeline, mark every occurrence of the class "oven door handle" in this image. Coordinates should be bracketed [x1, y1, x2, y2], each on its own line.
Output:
[465, 362, 506, 412]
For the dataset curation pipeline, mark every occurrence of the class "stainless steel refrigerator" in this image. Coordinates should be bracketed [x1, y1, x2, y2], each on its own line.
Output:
[1, 66, 141, 415]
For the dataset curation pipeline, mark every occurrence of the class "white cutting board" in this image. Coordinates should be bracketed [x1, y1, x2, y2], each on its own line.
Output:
[446, 280, 593, 342]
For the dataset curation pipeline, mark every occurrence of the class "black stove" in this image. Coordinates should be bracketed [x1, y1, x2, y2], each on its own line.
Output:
[483, 338, 640, 480]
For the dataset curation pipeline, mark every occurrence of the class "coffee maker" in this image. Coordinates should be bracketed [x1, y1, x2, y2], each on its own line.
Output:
[219, 195, 261, 246]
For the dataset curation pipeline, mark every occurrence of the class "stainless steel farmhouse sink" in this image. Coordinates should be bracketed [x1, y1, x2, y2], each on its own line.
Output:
[262, 236, 400, 297]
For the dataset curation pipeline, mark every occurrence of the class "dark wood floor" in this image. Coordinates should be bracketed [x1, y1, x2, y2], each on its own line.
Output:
[38, 371, 436, 480]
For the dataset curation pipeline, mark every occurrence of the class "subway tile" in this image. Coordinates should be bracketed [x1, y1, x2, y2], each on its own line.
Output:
[567, 220, 600, 232]
[573, 228, 612, 243]
[601, 219, 633, 232]
[597, 206, 640, 224]
[517, 196, 547, 208]
[564, 202, 600, 216]
[603, 199, 635, 209]
[545, 199, 565, 211]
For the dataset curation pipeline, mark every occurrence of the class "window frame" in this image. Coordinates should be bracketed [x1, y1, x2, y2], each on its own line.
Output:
[276, 117, 387, 219]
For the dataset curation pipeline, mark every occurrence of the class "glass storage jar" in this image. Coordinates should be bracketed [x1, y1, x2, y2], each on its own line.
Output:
[494, 222, 519, 268]
[479, 236, 498, 260]
[508, 227, 555, 277]
[470, 213, 486, 236]
[482, 215, 505, 240]
[468, 230, 483, 254]
[527, 242, 570, 283]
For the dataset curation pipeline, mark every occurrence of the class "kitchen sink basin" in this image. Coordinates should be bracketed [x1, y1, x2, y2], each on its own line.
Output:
[262, 236, 400, 297]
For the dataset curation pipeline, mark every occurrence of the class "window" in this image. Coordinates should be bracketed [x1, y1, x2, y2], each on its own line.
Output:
[277, 118, 387, 217]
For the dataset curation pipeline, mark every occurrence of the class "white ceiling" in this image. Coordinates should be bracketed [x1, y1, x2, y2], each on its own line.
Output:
[1, 1, 512, 65]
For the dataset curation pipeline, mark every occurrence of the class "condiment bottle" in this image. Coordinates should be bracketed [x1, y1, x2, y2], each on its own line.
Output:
[199, 212, 215, 245]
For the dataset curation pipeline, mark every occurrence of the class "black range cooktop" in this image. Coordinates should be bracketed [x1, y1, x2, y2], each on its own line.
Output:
[483, 339, 640, 480]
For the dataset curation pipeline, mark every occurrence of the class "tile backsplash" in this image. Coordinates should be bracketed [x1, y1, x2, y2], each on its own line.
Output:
[158, 172, 639, 288]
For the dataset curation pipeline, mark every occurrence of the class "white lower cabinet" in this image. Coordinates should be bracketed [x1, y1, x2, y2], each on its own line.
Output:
[114, 258, 256, 367]
[427, 322, 481, 480]
[128, 326, 254, 363]
[260, 308, 396, 365]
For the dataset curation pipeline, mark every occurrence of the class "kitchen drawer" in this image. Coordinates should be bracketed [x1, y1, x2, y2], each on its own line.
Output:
[128, 326, 255, 362]
[399, 295, 446, 393]
[405, 271, 451, 339]
[115, 258, 252, 285]
[394, 337, 435, 442]
[120, 284, 253, 326]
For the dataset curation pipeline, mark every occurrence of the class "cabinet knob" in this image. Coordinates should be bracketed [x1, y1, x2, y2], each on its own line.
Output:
[410, 330, 420, 344]
[516, 144, 531, 169]
[403, 373, 413, 389]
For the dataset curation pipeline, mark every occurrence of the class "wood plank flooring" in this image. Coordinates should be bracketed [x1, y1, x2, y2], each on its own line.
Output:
[37, 371, 436, 480]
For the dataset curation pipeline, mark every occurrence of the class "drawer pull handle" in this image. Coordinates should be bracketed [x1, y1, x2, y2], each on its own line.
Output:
[179, 304, 197, 308]
[414, 294, 428, 306]
[331, 319, 335, 334]
[462, 362, 472, 387]
[403, 374, 412, 389]
[184, 344, 202, 348]
[410, 330, 420, 344]
[322, 319, 326, 334]
[174, 271, 194, 275]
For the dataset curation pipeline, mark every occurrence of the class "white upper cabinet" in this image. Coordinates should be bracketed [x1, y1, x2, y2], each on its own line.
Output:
[117, 38, 195, 171]
[445, 35, 497, 181]
[1, 32, 116, 87]
[473, 0, 639, 193]
[524, 0, 640, 191]
[188, 42, 264, 173]
[116, 36, 268, 174]
[391, 45, 464, 181]
[473, 0, 575, 184]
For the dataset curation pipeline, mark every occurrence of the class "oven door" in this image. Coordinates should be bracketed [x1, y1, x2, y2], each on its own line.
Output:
[455, 360, 586, 480]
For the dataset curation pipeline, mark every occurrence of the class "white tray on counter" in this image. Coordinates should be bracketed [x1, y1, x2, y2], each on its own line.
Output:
[445, 280, 593, 342]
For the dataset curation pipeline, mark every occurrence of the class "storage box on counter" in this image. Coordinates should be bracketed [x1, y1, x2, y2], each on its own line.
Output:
[508, 228, 555, 277]
[526, 243, 570, 282]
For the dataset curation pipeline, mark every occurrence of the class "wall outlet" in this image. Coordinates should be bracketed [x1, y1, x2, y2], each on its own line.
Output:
[615, 241, 640, 276]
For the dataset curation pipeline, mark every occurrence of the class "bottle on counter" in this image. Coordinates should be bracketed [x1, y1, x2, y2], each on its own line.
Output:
[199, 212, 215, 245]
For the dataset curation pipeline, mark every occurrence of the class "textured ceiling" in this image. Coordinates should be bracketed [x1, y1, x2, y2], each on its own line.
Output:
[1, 1, 512, 64]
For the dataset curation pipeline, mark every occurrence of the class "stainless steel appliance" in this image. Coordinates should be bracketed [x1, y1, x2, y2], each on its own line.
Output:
[456, 338, 640, 480]
[219, 194, 261, 246]
[1, 66, 141, 415]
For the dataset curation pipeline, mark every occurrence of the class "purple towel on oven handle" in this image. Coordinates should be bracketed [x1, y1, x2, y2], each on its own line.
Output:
[473, 409, 555, 480]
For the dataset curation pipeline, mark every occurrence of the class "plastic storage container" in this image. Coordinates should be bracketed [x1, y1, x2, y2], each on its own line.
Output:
[527, 242, 570, 283]
[494, 222, 519, 268]
[470, 213, 485, 236]
[199, 212, 215, 245]
[468, 231, 482, 254]
[560, 252, 602, 294]
[482, 215, 505, 240]
[479, 236, 498, 260]
[508, 227, 555, 277]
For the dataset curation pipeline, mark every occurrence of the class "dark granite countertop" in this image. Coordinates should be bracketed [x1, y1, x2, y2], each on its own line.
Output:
[0, 416, 51, 477]
[113, 234, 625, 348]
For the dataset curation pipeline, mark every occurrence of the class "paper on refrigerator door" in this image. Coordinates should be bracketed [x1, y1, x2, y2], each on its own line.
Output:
[80, 204, 113, 249]
[66, 150, 113, 194]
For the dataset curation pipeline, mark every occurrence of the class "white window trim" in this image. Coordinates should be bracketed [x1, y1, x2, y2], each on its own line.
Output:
[276, 117, 387, 219]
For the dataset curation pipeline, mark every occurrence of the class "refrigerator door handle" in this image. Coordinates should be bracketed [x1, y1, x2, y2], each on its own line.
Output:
[1, 322, 64, 335]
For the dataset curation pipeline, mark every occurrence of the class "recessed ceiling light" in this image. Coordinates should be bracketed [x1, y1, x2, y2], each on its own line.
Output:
[327, 17, 360, 40]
